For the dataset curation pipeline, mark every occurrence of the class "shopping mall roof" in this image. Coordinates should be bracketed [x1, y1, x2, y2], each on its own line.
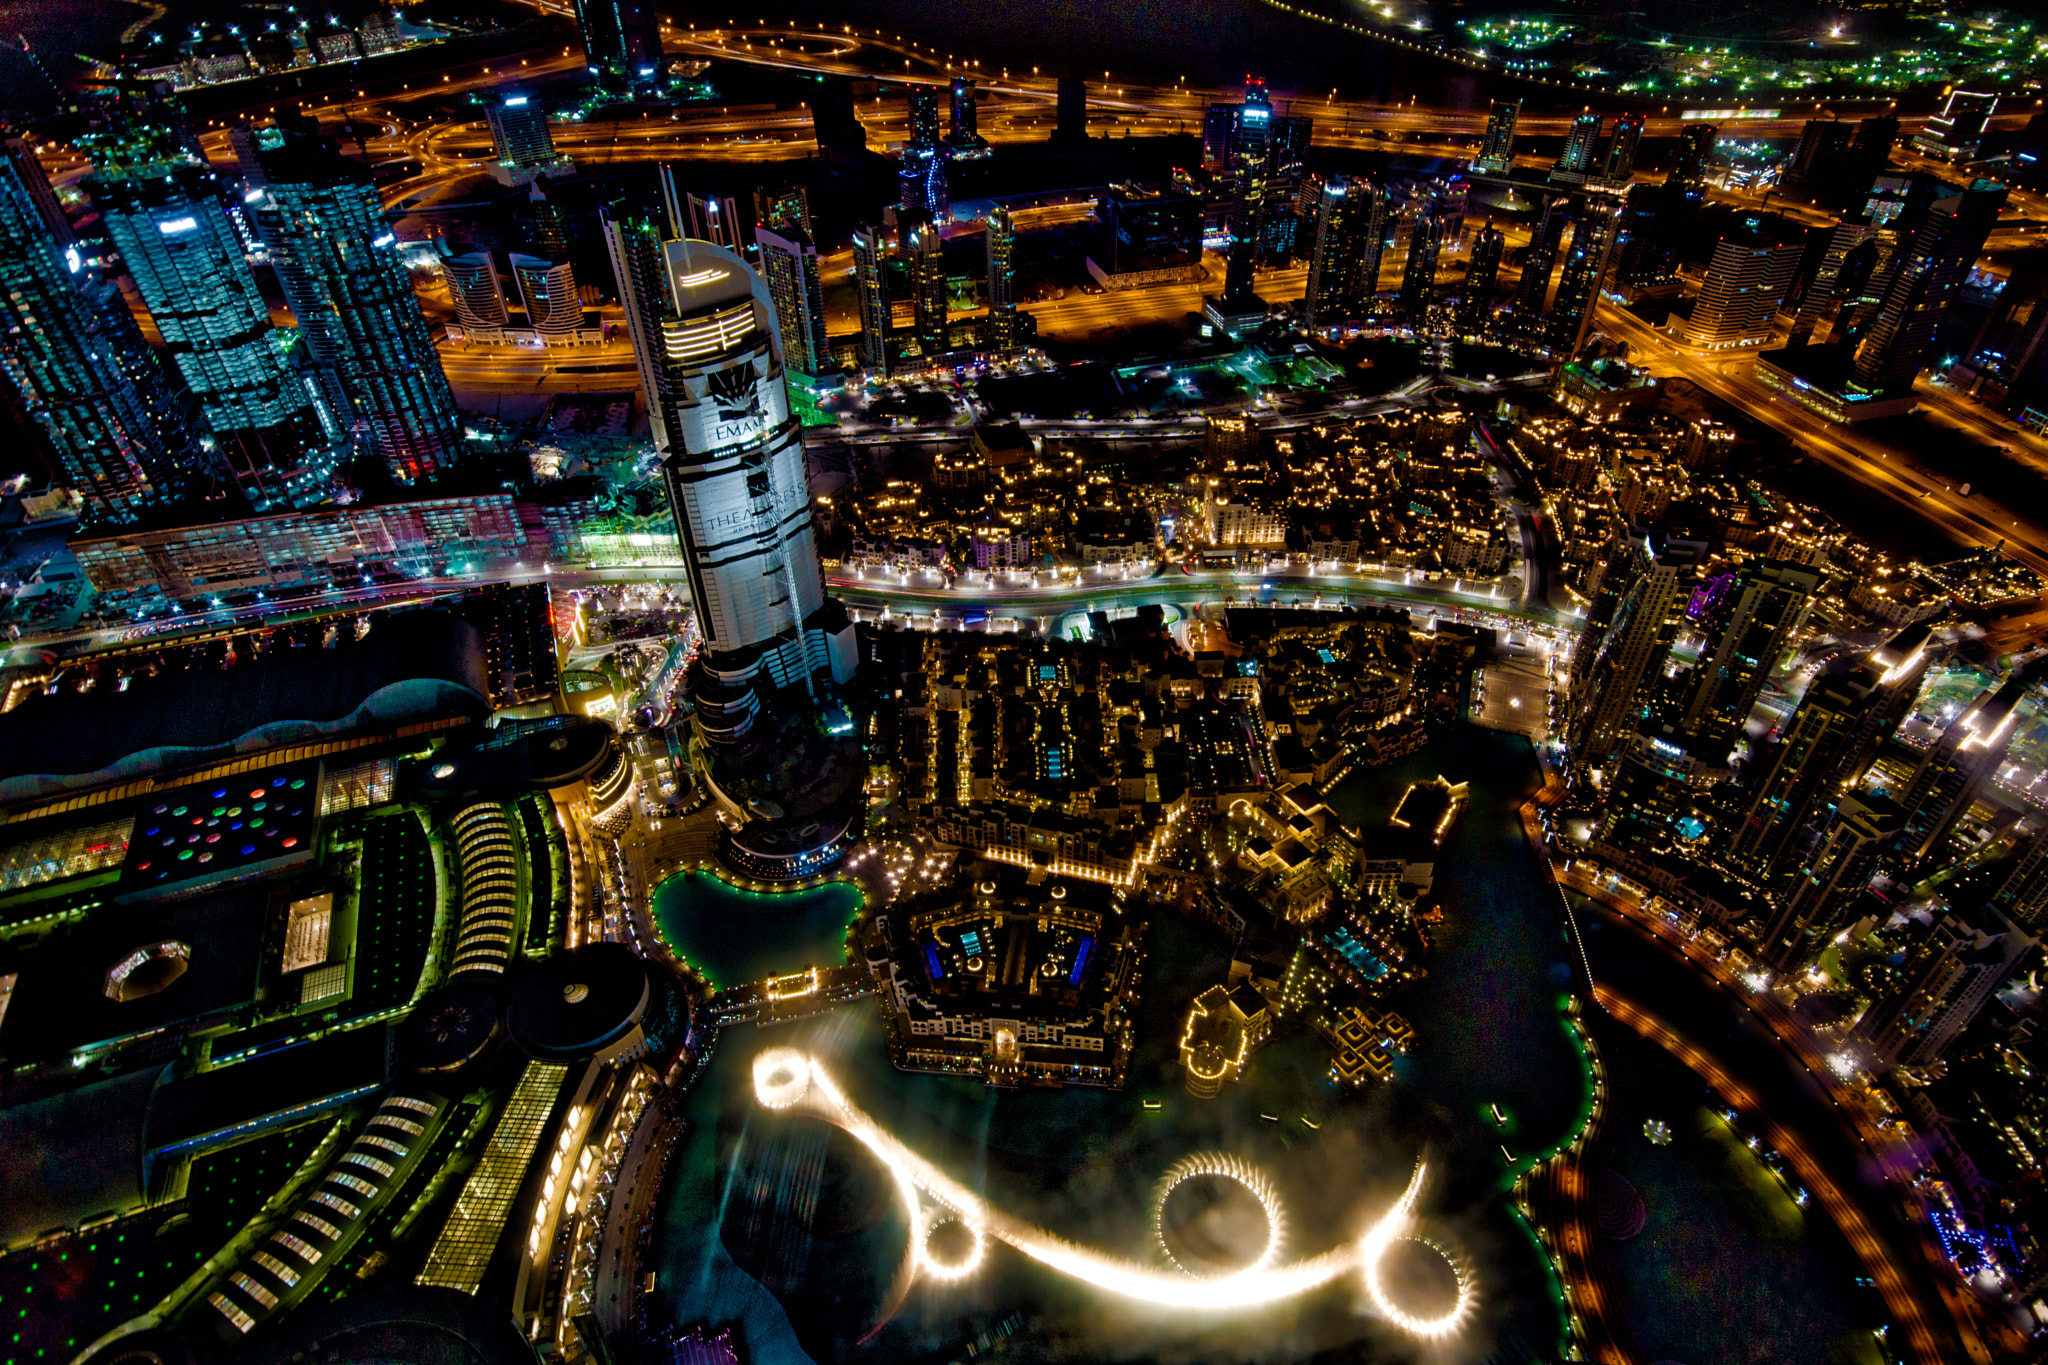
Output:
[0, 610, 491, 806]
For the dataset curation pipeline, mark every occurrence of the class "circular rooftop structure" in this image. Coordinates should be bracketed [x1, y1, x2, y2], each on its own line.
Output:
[400, 988, 501, 1074]
[506, 943, 649, 1061]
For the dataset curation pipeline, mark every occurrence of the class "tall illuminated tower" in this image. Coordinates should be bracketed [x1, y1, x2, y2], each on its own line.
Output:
[754, 225, 831, 376]
[0, 141, 197, 519]
[1891, 670, 2030, 869]
[254, 125, 462, 481]
[85, 127, 322, 504]
[852, 223, 891, 375]
[655, 240, 850, 743]
[1549, 193, 1624, 356]
[1552, 114, 1601, 182]
[1851, 182, 2005, 397]
[1670, 560, 1820, 761]
[573, 0, 665, 96]
[1459, 221, 1505, 331]
[909, 220, 948, 359]
[601, 198, 675, 451]
[986, 206, 1017, 357]
[1474, 101, 1518, 174]
[1398, 205, 1444, 328]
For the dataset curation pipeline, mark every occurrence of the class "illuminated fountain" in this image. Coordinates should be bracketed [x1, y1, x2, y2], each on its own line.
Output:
[749, 1047, 1474, 1338]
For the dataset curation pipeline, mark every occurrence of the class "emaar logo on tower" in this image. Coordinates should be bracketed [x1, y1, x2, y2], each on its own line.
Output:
[702, 363, 766, 446]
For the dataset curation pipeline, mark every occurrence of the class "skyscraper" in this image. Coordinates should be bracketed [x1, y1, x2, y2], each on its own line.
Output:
[1267, 116, 1312, 184]
[86, 129, 322, 503]
[754, 226, 831, 376]
[484, 95, 568, 185]
[1670, 560, 1820, 760]
[811, 77, 869, 162]
[1732, 623, 1932, 876]
[1682, 224, 1804, 350]
[1855, 904, 2035, 1068]
[3, 138, 72, 246]
[1850, 182, 2006, 397]
[899, 145, 950, 223]
[446, 253, 509, 330]
[1552, 114, 1601, 183]
[1670, 124, 1716, 192]
[1566, 532, 1705, 769]
[1054, 78, 1088, 145]
[1549, 193, 1624, 355]
[1236, 79, 1273, 177]
[1755, 792, 1905, 971]
[1892, 670, 2030, 869]
[948, 79, 989, 158]
[255, 128, 463, 482]
[683, 189, 745, 251]
[1302, 176, 1385, 330]
[0, 144, 197, 519]
[1912, 89, 1998, 163]
[852, 224, 891, 375]
[510, 254, 581, 335]
[753, 184, 811, 237]
[986, 206, 1017, 358]
[572, 0, 665, 96]
[906, 84, 943, 148]
[1513, 200, 1568, 324]
[600, 199, 674, 451]
[909, 220, 948, 359]
[1600, 115, 1643, 185]
[526, 181, 571, 263]
[1398, 205, 1443, 328]
[1458, 221, 1504, 332]
[1474, 101, 1518, 174]
[655, 239, 850, 740]
[1788, 119, 1852, 193]
[1202, 103, 1238, 174]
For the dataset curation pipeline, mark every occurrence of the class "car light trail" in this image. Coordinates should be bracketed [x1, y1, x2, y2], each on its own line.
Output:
[751, 1048, 1475, 1335]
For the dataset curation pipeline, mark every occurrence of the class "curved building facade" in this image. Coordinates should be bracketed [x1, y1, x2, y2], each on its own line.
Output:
[654, 239, 851, 743]
[447, 802, 520, 977]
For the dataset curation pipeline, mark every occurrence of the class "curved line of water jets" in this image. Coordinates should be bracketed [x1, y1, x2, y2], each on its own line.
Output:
[751, 1047, 1475, 1338]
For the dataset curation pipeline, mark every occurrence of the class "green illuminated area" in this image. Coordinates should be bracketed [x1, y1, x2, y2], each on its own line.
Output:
[1442, 8, 2041, 95]
[0, 1121, 331, 1361]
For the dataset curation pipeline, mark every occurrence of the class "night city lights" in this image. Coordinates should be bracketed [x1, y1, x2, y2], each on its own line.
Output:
[6, 0, 2048, 1364]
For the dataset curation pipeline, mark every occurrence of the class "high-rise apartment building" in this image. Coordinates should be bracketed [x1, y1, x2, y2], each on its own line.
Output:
[1731, 623, 1932, 875]
[1474, 101, 1518, 174]
[1755, 792, 1905, 970]
[1912, 89, 1998, 163]
[906, 84, 943, 148]
[1681, 226, 1803, 350]
[572, 0, 665, 96]
[1513, 200, 1569, 323]
[446, 253, 509, 330]
[1202, 103, 1238, 174]
[510, 254, 580, 335]
[1552, 114, 1602, 182]
[3, 138, 72, 246]
[1891, 670, 2030, 869]
[1994, 826, 2048, 928]
[986, 206, 1017, 358]
[1398, 205, 1443, 327]
[898, 145, 950, 224]
[655, 239, 851, 740]
[1549, 193, 1624, 355]
[1566, 532, 1705, 769]
[1671, 560, 1820, 760]
[948, 79, 989, 158]
[909, 220, 948, 359]
[754, 226, 830, 376]
[753, 184, 811, 237]
[0, 146, 197, 519]
[1856, 904, 2034, 1068]
[86, 130, 322, 502]
[1302, 176, 1386, 330]
[1600, 115, 1643, 185]
[600, 199, 674, 451]
[1236, 79, 1273, 177]
[1054, 78, 1088, 144]
[811, 77, 869, 162]
[1459, 222, 1504, 331]
[255, 128, 462, 481]
[1671, 124, 1716, 191]
[852, 224, 891, 374]
[484, 95, 569, 185]
[1788, 119, 1853, 192]
[1851, 182, 2005, 396]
